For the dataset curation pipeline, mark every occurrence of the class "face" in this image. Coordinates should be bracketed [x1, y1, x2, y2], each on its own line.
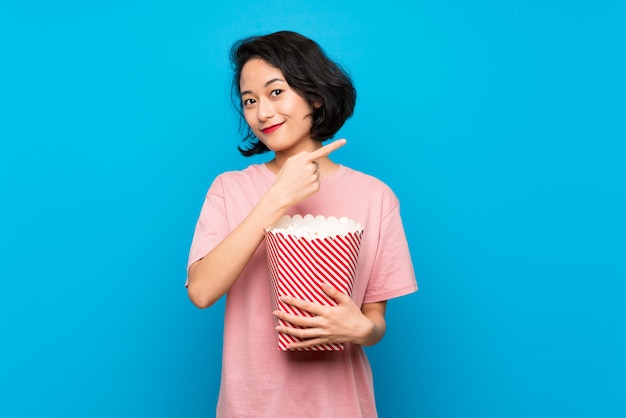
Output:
[239, 58, 316, 155]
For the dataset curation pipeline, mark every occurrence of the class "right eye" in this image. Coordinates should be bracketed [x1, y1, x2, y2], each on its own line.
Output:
[242, 98, 256, 107]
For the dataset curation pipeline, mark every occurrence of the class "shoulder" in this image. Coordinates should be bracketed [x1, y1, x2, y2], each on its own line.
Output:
[328, 165, 401, 218]
[205, 164, 270, 196]
[339, 166, 398, 199]
[216, 163, 266, 181]
[212, 164, 269, 186]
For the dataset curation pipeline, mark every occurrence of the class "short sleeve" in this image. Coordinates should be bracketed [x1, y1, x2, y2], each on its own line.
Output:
[363, 203, 417, 303]
[187, 176, 230, 274]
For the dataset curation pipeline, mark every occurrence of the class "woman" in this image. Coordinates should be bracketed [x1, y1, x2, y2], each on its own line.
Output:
[187, 31, 417, 417]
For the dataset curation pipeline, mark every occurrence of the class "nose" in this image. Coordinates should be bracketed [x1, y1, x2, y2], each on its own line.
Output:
[257, 98, 274, 121]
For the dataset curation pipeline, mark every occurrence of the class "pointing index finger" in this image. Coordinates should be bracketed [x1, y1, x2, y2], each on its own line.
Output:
[307, 138, 347, 161]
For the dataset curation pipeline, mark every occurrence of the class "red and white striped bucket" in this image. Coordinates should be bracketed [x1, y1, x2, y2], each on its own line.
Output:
[265, 215, 364, 351]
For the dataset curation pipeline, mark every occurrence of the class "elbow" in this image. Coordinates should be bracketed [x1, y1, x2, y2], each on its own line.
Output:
[358, 321, 386, 347]
[186, 262, 226, 309]
[187, 282, 219, 309]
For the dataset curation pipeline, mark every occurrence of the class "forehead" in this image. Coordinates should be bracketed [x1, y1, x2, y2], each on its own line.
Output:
[239, 58, 286, 91]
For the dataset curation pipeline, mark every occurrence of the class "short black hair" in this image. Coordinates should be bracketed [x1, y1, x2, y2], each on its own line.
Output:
[229, 31, 357, 156]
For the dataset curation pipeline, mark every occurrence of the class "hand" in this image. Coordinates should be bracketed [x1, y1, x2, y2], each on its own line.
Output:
[273, 283, 376, 350]
[269, 139, 346, 208]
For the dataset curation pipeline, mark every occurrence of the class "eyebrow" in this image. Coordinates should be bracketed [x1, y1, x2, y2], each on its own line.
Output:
[240, 77, 285, 97]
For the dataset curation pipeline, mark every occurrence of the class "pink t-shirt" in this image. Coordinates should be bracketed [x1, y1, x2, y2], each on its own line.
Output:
[188, 163, 417, 418]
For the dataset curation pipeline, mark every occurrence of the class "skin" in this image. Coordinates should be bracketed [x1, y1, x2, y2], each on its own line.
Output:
[187, 58, 386, 349]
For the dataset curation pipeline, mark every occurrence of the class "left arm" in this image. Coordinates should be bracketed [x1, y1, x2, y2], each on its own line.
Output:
[273, 284, 387, 349]
[359, 300, 387, 346]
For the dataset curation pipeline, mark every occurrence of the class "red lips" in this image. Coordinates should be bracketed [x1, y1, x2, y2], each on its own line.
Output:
[261, 123, 283, 134]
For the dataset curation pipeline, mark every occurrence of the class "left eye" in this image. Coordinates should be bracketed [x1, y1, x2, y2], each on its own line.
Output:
[270, 89, 282, 97]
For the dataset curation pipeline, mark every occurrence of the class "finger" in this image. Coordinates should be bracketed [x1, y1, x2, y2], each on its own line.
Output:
[286, 338, 330, 350]
[310, 160, 319, 176]
[281, 333, 321, 349]
[321, 283, 349, 304]
[276, 324, 326, 345]
[307, 138, 347, 161]
[274, 311, 318, 328]
[279, 295, 324, 315]
[274, 320, 328, 340]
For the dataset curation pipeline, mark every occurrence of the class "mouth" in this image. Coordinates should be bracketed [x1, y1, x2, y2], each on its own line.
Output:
[261, 123, 283, 134]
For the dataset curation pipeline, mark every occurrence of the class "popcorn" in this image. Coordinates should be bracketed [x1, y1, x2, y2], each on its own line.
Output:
[265, 214, 364, 351]
[269, 214, 363, 240]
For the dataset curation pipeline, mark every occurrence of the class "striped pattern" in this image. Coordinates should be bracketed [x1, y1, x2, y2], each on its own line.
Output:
[266, 230, 363, 351]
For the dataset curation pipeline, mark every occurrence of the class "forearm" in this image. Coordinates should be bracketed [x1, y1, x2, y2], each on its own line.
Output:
[187, 189, 289, 308]
[353, 301, 387, 346]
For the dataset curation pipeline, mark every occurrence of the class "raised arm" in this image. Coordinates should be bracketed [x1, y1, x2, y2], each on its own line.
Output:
[187, 139, 346, 308]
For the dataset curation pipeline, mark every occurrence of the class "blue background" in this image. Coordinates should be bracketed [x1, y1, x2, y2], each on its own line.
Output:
[1, 1, 624, 417]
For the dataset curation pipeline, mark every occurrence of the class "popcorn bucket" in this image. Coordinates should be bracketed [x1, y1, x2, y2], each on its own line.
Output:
[265, 214, 364, 351]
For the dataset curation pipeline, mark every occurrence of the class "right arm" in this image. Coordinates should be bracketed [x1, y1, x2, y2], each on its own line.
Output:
[187, 186, 290, 308]
[187, 140, 346, 308]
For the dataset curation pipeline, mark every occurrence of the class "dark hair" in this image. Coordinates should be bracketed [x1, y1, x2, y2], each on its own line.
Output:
[229, 31, 357, 156]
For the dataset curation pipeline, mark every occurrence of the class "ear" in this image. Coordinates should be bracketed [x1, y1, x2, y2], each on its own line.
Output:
[312, 100, 322, 109]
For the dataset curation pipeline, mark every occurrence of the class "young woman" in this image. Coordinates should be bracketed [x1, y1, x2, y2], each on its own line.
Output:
[187, 31, 417, 417]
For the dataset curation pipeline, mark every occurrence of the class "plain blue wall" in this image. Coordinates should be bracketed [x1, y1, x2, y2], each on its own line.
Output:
[1, 1, 624, 417]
